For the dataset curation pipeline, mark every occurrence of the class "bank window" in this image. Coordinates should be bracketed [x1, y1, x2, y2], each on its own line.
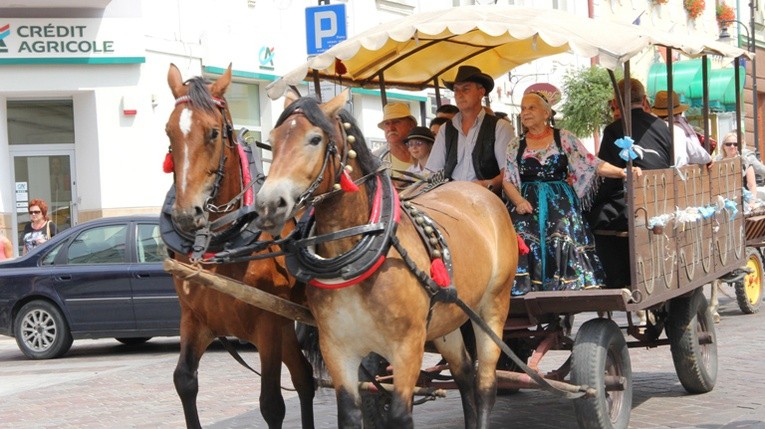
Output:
[225, 81, 270, 171]
[7, 100, 74, 145]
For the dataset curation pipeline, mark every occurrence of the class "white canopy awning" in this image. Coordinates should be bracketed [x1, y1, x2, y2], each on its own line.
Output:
[267, 6, 752, 100]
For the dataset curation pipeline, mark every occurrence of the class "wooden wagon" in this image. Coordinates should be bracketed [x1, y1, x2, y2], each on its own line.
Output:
[164, 6, 760, 429]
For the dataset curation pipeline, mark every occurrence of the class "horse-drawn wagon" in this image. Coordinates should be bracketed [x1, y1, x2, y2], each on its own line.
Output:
[162, 6, 759, 429]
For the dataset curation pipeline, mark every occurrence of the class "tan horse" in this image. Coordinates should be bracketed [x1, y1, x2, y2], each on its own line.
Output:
[254, 91, 517, 428]
[164, 64, 315, 429]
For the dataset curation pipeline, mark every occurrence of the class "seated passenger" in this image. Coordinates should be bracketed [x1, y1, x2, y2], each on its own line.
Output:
[425, 65, 513, 192]
[403, 126, 435, 175]
[719, 132, 758, 210]
[586, 78, 672, 289]
[650, 90, 712, 168]
[503, 90, 638, 295]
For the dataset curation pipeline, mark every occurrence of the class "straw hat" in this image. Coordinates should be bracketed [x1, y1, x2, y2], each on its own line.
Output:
[378, 102, 417, 129]
[403, 126, 435, 144]
[651, 90, 689, 117]
[443, 65, 495, 92]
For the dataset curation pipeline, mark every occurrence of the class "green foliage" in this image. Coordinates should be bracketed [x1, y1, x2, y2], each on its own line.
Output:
[557, 66, 621, 138]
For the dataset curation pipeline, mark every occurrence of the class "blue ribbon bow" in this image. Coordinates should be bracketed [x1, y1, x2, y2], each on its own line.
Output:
[724, 199, 738, 219]
[615, 136, 638, 162]
[698, 205, 716, 219]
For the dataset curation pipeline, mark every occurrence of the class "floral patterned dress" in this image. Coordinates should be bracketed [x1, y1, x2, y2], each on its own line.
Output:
[505, 128, 605, 295]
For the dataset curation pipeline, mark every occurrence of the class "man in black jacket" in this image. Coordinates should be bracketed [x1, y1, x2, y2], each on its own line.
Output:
[587, 78, 672, 289]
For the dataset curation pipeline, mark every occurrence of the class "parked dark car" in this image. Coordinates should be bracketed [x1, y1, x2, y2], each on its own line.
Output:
[0, 215, 180, 359]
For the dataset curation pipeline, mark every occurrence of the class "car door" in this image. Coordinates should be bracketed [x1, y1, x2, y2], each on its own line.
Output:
[56, 223, 136, 333]
[129, 221, 180, 331]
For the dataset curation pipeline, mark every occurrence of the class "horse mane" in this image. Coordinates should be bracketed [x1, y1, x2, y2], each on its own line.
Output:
[184, 77, 218, 114]
[276, 97, 381, 196]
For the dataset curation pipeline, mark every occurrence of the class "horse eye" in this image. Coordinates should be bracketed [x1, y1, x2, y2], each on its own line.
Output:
[209, 128, 220, 141]
[309, 135, 322, 146]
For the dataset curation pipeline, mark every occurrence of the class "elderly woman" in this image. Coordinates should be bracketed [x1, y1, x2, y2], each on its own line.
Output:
[502, 91, 640, 295]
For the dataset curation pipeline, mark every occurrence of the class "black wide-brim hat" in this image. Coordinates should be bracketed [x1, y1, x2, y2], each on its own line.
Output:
[443, 65, 494, 93]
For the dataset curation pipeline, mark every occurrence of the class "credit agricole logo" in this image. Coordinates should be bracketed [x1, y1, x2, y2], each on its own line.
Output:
[0, 24, 9, 53]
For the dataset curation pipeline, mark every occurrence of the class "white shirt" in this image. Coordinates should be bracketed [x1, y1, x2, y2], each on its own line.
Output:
[668, 121, 711, 168]
[425, 110, 514, 181]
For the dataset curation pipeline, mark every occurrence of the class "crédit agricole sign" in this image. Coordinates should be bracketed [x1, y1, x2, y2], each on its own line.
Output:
[0, 18, 144, 64]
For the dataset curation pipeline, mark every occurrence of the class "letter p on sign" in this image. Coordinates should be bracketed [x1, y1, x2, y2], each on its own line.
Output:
[305, 4, 347, 55]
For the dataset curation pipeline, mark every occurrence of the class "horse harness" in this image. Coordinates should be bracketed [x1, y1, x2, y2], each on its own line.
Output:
[161, 94, 267, 262]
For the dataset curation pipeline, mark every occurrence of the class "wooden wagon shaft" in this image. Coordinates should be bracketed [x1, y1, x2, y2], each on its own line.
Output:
[163, 259, 317, 326]
[315, 378, 448, 398]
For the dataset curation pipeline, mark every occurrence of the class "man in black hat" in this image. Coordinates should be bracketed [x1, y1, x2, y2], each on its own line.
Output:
[425, 65, 513, 192]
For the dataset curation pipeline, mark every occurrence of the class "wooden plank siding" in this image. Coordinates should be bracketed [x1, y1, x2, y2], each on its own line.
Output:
[630, 158, 745, 309]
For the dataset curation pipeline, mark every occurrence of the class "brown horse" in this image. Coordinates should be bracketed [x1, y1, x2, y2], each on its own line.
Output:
[254, 91, 518, 428]
[164, 63, 315, 429]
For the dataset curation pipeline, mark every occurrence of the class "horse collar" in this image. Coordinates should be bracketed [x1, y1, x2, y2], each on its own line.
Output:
[285, 174, 400, 289]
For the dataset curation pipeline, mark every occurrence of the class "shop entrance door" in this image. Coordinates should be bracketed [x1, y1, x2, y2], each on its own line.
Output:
[10, 149, 77, 254]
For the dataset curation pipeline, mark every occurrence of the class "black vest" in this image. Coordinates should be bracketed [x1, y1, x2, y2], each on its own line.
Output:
[444, 114, 501, 180]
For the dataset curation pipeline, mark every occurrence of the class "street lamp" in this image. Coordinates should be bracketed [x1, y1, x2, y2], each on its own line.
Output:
[720, 16, 759, 158]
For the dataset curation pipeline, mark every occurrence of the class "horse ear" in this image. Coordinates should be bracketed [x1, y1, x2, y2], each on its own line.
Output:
[168, 63, 185, 99]
[211, 63, 233, 98]
[320, 89, 350, 117]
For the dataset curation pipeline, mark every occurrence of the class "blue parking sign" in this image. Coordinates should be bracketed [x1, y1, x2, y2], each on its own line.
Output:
[305, 4, 347, 55]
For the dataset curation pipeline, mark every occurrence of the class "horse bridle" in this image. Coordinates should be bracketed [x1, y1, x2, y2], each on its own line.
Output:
[171, 94, 261, 260]
[173, 94, 234, 213]
[285, 109, 365, 214]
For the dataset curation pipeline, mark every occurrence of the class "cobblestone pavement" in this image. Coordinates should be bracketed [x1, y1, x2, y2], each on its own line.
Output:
[0, 289, 763, 428]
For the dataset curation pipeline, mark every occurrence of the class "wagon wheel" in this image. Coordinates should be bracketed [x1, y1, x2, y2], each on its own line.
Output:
[571, 318, 632, 429]
[734, 247, 763, 314]
[666, 288, 718, 393]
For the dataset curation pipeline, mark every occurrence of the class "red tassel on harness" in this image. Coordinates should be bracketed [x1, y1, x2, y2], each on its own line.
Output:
[340, 171, 359, 192]
[517, 235, 530, 255]
[430, 258, 451, 287]
[163, 152, 174, 173]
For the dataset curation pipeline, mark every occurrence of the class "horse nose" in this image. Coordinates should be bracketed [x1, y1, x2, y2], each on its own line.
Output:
[255, 182, 296, 234]
[172, 205, 207, 232]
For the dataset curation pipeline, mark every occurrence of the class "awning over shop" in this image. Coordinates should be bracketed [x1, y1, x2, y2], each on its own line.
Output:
[647, 59, 745, 112]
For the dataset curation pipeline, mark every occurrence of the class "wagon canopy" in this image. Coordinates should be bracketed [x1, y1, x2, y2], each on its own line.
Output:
[267, 5, 752, 99]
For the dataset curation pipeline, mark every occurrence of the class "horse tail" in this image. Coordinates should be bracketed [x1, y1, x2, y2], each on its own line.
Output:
[295, 322, 328, 381]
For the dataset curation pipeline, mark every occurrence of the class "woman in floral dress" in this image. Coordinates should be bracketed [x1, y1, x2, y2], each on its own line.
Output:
[502, 91, 641, 295]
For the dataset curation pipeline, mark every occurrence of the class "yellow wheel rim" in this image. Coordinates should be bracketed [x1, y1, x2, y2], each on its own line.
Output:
[744, 253, 764, 305]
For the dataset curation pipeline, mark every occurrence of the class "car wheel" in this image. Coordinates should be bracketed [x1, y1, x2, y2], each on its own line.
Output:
[115, 337, 152, 345]
[14, 300, 73, 359]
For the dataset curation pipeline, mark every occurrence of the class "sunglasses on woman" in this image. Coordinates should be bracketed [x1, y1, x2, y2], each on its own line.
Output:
[723, 142, 738, 147]
[29, 210, 42, 215]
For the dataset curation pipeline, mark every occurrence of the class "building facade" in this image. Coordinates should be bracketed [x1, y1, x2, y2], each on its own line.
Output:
[0, 0, 761, 256]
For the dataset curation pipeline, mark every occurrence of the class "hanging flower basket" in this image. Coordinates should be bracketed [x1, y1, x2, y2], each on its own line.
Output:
[684, 0, 706, 20]
[716, 2, 736, 28]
